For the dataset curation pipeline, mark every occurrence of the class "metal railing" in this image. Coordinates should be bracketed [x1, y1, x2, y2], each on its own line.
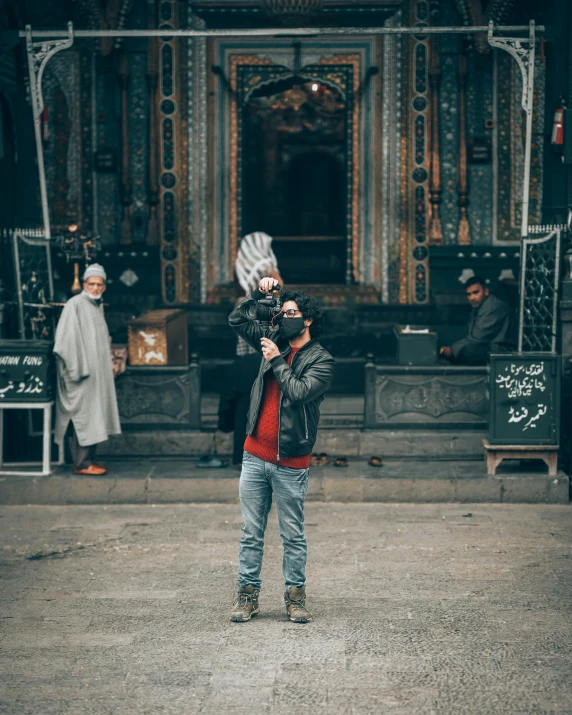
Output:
[518, 225, 566, 353]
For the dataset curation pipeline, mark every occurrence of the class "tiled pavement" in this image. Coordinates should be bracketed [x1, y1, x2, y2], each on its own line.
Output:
[0, 502, 571, 714]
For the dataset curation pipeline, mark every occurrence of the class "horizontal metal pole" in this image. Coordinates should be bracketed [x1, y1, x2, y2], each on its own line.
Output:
[18, 25, 544, 39]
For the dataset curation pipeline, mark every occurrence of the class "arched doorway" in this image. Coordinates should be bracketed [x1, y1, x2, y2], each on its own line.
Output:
[287, 150, 344, 236]
[241, 77, 347, 284]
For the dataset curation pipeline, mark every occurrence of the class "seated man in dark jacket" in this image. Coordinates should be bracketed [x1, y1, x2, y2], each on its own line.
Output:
[440, 276, 514, 365]
[228, 277, 335, 625]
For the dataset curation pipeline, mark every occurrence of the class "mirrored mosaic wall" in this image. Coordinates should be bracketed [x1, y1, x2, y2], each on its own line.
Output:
[0, 0, 551, 306]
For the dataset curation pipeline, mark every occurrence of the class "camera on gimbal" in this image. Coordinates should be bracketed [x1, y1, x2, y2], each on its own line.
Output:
[245, 284, 282, 330]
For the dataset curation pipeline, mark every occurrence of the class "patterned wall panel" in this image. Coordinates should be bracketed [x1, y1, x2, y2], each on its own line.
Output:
[158, 0, 189, 303]
[42, 52, 82, 230]
[80, 51, 94, 234]
[96, 55, 121, 245]
[128, 52, 149, 244]
[466, 49, 493, 245]
[403, 0, 431, 303]
[436, 0, 460, 246]
[438, 47, 460, 245]
[495, 50, 545, 243]
[381, 11, 404, 304]
[184, 4, 206, 303]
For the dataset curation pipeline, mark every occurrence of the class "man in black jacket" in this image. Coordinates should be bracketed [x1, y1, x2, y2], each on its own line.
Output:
[228, 277, 335, 624]
[440, 276, 514, 365]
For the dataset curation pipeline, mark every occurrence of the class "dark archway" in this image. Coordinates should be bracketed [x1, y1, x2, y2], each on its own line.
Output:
[241, 78, 347, 283]
[287, 150, 344, 236]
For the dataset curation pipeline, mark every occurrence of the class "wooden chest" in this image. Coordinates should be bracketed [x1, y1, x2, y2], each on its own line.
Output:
[127, 310, 188, 366]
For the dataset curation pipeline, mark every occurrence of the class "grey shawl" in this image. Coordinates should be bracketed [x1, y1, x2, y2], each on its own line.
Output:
[451, 294, 513, 359]
[54, 292, 121, 446]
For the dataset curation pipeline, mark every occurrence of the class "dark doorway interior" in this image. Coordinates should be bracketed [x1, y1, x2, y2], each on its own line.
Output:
[242, 77, 347, 283]
[0, 93, 16, 228]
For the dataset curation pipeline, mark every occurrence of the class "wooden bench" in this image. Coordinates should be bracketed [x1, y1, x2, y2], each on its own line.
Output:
[483, 439, 559, 476]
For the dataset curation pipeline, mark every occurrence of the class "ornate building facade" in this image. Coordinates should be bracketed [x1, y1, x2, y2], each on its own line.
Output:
[0, 0, 568, 314]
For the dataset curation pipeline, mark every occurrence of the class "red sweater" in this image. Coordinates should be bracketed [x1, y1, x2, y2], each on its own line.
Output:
[244, 348, 311, 469]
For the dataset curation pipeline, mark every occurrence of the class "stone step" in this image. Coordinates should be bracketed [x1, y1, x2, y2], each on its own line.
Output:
[99, 428, 488, 460]
[200, 393, 365, 430]
[0, 459, 567, 505]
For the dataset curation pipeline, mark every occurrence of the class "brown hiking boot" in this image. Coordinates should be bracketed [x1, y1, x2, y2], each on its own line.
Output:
[230, 585, 260, 622]
[284, 586, 312, 623]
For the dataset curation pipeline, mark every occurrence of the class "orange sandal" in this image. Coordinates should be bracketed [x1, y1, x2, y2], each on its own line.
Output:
[72, 464, 107, 475]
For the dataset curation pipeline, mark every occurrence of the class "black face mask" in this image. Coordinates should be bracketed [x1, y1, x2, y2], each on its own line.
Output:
[281, 316, 306, 340]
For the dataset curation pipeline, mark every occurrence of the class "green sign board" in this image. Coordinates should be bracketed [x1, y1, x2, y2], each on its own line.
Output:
[488, 354, 560, 445]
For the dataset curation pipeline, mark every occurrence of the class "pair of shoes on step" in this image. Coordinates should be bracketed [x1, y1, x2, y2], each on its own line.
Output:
[310, 452, 329, 467]
[230, 585, 312, 623]
[72, 463, 107, 475]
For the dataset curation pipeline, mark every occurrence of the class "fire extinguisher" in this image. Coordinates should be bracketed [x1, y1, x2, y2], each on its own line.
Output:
[551, 98, 566, 150]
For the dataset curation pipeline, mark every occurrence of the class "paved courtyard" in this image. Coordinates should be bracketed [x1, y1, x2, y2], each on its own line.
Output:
[0, 502, 571, 714]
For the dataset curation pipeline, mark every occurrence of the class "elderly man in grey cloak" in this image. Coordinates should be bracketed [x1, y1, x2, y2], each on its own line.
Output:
[54, 264, 121, 475]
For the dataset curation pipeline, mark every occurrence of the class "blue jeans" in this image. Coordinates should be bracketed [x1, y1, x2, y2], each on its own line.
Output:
[238, 451, 309, 591]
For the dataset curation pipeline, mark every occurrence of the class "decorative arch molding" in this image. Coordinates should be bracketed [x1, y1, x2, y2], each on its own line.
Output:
[200, 34, 402, 300]
[245, 72, 349, 102]
[228, 52, 361, 284]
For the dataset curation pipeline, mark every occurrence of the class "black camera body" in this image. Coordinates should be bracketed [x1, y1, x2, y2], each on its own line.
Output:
[245, 285, 282, 333]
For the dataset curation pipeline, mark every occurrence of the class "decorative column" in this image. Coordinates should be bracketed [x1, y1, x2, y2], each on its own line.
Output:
[118, 51, 132, 245]
[457, 50, 471, 245]
[146, 0, 160, 245]
[403, 0, 432, 304]
[428, 37, 443, 245]
[158, 0, 189, 304]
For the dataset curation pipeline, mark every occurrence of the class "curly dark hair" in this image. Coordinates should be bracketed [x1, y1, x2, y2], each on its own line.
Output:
[280, 289, 324, 338]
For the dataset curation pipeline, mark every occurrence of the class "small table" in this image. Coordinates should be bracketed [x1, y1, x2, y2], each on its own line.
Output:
[483, 439, 559, 476]
[0, 401, 57, 477]
[394, 326, 437, 366]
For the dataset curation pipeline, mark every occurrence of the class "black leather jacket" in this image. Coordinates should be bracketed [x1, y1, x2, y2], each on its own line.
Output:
[228, 291, 335, 461]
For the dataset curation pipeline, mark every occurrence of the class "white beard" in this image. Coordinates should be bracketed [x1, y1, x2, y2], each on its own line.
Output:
[82, 290, 102, 303]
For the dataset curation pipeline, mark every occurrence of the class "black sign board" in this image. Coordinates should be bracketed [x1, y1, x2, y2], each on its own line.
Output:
[0, 340, 55, 402]
[488, 353, 560, 445]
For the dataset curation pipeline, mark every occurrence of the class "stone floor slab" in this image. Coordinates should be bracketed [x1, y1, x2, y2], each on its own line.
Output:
[0, 503, 571, 714]
[0, 460, 568, 504]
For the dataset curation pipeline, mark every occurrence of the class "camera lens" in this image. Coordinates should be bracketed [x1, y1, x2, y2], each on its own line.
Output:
[255, 304, 273, 322]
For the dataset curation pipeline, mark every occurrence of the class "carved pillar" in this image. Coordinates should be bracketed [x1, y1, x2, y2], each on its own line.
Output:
[146, 1, 160, 245]
[457, 50, 471, 245]
[158, 0, 188, 304]
[404, 0, 431, 304]
[118, 52, 132, 245]
[428, 37, 443, 245]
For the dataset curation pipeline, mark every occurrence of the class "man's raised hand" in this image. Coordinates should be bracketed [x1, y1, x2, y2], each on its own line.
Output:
[259, 276, 279, 294]
[261, 337, 280, 361]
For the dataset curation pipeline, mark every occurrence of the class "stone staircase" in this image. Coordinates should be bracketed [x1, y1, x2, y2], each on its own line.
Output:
[3, 397, 567, 506]
[99, 393, 488, 461]
[0, 457, 567, 505]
